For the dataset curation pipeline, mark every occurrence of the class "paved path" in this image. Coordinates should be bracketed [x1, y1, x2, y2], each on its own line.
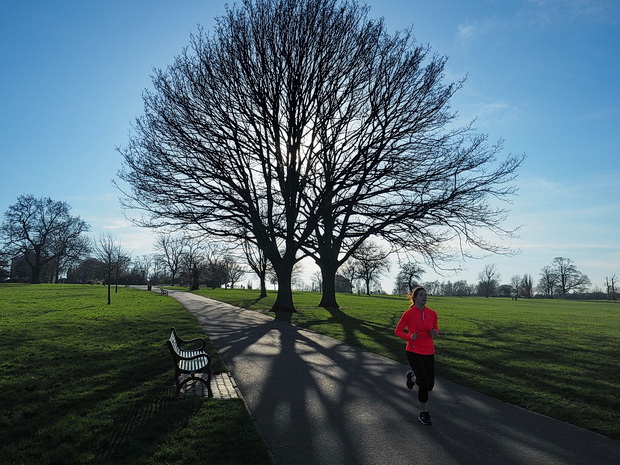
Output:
[167, 290, 620, 465]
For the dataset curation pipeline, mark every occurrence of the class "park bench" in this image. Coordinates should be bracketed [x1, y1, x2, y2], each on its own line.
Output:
[167, 327, 213, 397]
[160, 288, 169, 296]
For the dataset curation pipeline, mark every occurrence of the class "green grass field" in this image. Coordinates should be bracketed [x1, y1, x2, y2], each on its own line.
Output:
[0, 284, 272, 465]
[194, 288, 620, 440]
[2, 283, 617, 465]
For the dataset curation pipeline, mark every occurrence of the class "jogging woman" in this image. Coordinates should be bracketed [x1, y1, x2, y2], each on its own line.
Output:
[394, 286, 440, 425]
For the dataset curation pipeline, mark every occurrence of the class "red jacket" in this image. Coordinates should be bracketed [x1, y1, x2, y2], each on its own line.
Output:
[394, 306, 439, 355]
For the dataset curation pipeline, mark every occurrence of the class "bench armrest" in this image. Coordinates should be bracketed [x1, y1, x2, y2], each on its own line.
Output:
[171, 327, 207, 350]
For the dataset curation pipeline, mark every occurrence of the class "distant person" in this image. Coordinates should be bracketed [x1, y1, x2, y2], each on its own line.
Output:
[394, 286, 440, 425]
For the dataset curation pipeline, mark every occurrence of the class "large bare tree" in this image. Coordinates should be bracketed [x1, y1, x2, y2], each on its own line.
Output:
[118, 0, 523, 311]
[0, 195, 90, 284]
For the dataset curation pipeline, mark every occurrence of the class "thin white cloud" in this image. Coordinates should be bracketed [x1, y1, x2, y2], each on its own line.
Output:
[455, 17, 501, 44]
[523, 0, 615, 26]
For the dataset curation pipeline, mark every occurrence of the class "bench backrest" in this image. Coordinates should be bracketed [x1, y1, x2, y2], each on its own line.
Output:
[168, 331, 182, 355]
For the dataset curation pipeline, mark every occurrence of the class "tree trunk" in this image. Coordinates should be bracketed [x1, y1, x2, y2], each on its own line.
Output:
[30, 268, 41, 284]
[271, 260, 295, 312]
[107, 270, 112, 304]
[259, 272, 268, 298]
[190, 266, 200, 291]
[318, 261, 339, 309]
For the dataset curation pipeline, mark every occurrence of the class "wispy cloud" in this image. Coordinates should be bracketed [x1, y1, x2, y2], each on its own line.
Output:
[456, 0, 616, 45]
[456, 17, 501, 44]
[523, 0, 615, 26]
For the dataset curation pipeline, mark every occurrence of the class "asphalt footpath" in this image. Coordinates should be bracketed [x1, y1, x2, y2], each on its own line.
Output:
[166, 289, 620, 465]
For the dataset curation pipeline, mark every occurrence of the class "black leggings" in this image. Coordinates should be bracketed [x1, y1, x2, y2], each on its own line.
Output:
[406, 352, 435, 404]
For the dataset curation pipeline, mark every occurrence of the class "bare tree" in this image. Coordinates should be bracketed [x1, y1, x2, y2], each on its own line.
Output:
[94, 233, 124, 304]
[424, 280, 442, 296]
[510, 274, 521, 298]
[221, 254, 247, 288]
[243, 241, 269, 298]
[0, 195, 90, 284]
[51, 235, 92, 283]
[477, 264, 500, 298]
[452, 280, 473, 297]
[154, 233, 185, 286]
[180, 236, 207, 290]
[339, 261, 358, 294]
[311, 271, 323, 293]
[552, 257, 591, 298]
[352, 241, 390, 295]
[114, 253, 131, 292]
[606, 275, 617, 300]
[118, 0, 523, 311]
[396, 262, 425, 295]
[521, 273, 533, 298]
[537, 265, 558, 298]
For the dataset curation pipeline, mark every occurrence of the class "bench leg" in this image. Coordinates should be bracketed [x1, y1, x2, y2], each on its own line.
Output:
[175, 371, 213, 398]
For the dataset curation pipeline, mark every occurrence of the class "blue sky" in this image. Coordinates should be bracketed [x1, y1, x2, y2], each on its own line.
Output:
[1, 0, 619, 291]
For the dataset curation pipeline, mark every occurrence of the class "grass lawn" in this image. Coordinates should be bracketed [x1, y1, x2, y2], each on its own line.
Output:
[0, 284, 272, 465]
[193, 288, 620, 440]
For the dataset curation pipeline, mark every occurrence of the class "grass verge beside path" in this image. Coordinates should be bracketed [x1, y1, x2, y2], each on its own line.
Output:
[194, 288, 620, 440]
[0, 284, 272, 465]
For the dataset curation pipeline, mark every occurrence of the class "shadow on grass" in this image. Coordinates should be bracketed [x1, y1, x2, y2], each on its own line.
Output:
[0, 315, 270, 465]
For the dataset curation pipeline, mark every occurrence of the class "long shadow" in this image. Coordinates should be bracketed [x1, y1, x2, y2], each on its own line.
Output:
[176, 291, 620, 465]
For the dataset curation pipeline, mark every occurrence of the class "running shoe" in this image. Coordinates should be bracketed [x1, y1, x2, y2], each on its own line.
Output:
[418, 411, 432, 425]
[406, 371, 415, 390]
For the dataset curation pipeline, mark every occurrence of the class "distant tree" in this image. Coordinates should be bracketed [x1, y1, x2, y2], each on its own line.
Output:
[352, 242, 390, 295]
[334, 274, 352, 293]
[0, 195, 90, 284]
[551, 257, 591, 298]
[181, 237, 207, 290]
[94, 233, 126, 304]
[424, 280, 442, 296]
[510, 274, 522, 298]
[440, 281, 454, 296]
[114, 254, 132, 291]
[67, 258, 103, 284]
[49, 235, 92, 283]
[395, 262, 425, 295]
[154, 233, 185, 286]
[201, 243, 230, 288]
[0, 256, 9, 282]
[291, 262, 306, 290]
[132, 254, 154, 284]
[477, 264, 500, 298]
[497, 283, 513, 297]
[339, 261, 359, 294]
[537, 265, 558, 298]
[311, 271, 323, 293]
[221, 254, 246, 288]
[521, 274, 533, 298]
[243, 241, 269, 298]
[606, 275, 617, 300]
[453, 280, 473, 297]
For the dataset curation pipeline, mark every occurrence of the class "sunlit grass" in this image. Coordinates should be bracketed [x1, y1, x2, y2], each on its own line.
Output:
[194, 287, 620, 440]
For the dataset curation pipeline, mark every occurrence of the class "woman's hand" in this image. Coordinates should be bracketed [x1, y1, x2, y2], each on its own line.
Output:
[430, 329, 439, 337]
[410, 331, 418, 341]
